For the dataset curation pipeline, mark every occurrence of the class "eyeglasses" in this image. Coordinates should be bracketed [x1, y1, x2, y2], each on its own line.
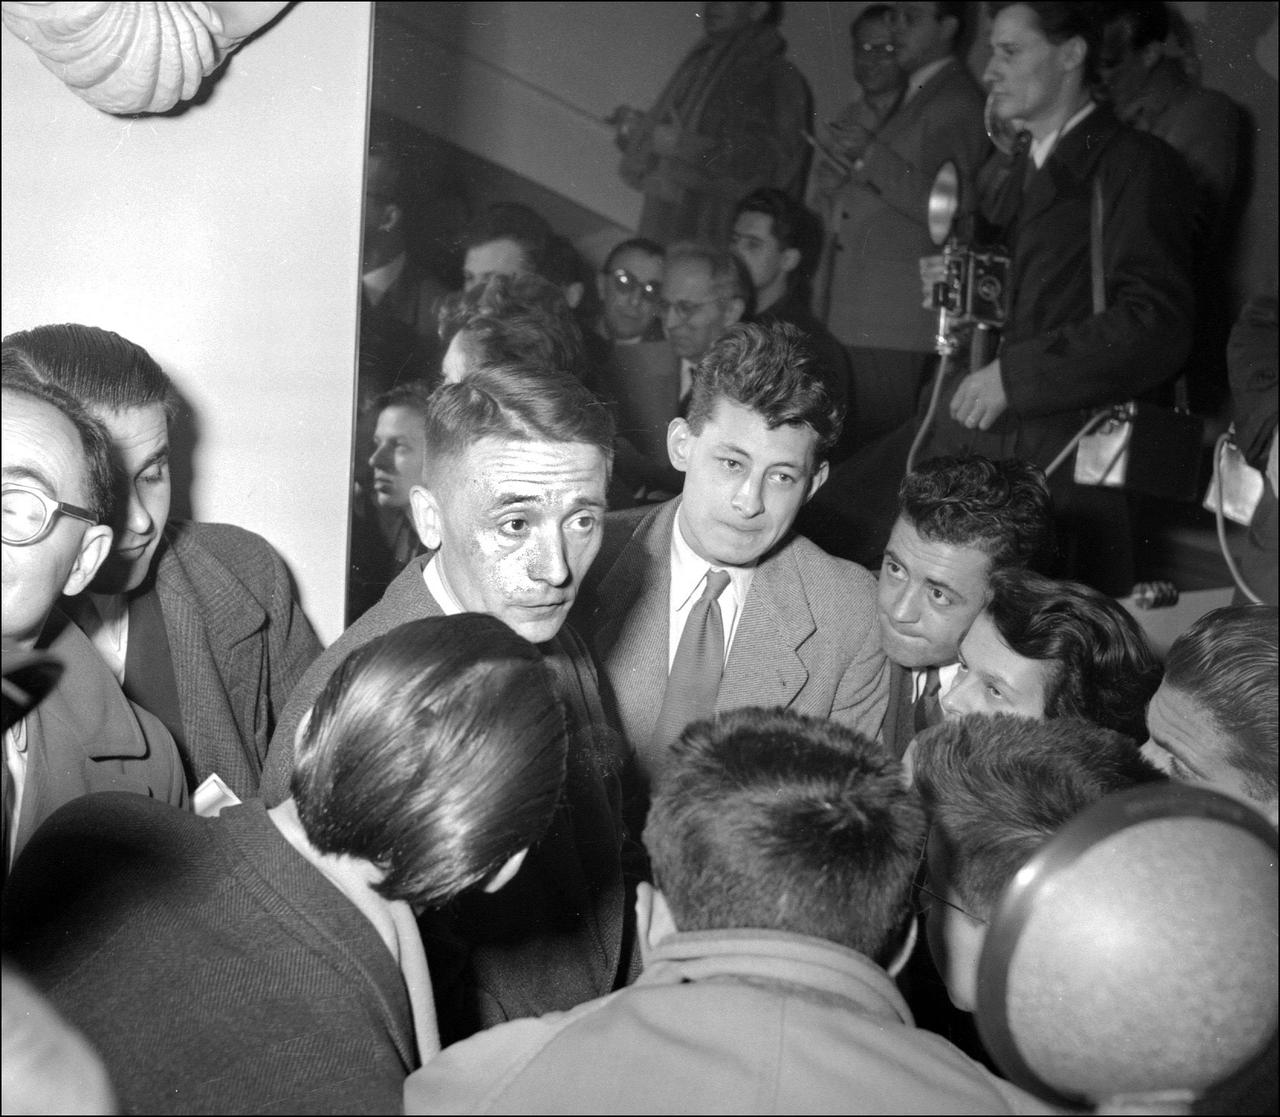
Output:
[911, 830, 988, 925]
[1, 483, 98, 546]
[658, 297, 719, 323]
[855, 41, 897, 57]
[605, 269, 662, 306]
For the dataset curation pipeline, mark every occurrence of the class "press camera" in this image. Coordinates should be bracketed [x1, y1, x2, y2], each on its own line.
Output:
[927, 161, 1011, 339]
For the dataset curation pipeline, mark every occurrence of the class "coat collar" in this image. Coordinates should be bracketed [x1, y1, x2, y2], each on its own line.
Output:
[150, 523, 268, 651]
[642, 928, 913, 1026]
[1019, 103, 1122, 223]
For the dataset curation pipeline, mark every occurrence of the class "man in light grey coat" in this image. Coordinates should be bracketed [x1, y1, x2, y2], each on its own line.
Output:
[573, 323, 888, 815]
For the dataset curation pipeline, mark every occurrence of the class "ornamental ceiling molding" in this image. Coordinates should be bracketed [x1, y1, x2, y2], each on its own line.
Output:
[2, 1, 289, 114]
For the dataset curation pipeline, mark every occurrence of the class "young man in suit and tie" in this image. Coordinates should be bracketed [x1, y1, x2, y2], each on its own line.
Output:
[573, 321, 888, 818]
[877, 455, 1055, 760]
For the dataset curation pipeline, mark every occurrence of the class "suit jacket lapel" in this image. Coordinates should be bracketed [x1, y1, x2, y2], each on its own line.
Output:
[591, 503, 674, 747]
[718, 540, 814, 713]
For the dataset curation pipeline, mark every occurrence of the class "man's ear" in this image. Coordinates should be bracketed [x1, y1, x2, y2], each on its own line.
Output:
[1060, 34, 1087, 75]
[667, 417, 694, 472]
[61, 525, 113, 598]
[482, 848, 528, 893]
[635, 881, 679, 966]
[378, 201, 402, 235]
[724, 297, 745, 328]
[887, 913, 919, 978]
[563, 281, 585, 310]
[804, 459, 830, 502]
[409, 485, 442, 551]
[779, 246, 802, 276]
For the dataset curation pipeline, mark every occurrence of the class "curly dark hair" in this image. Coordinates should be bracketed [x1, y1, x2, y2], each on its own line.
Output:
[898, 454, 1056, 571]
[985, 567, 1161, 740]
[687, 322, 844, 462]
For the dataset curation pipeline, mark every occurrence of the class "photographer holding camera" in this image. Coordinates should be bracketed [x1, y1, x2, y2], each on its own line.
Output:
[915, 2, 1195, 594]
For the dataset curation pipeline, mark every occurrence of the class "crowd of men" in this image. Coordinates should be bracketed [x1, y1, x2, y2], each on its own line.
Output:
[2, 2, 1277, 1115]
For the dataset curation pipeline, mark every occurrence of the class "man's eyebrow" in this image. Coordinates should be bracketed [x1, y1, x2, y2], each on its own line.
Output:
[135, 446, 170, 475]
[925, 574, 967, 602]
[2, 464, 57, 494]
[975, 664, 1015, 694]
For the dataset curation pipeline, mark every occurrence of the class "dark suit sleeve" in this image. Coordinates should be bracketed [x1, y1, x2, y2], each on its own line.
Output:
[854, 76, 987, 228]
[1000, 138, 1195, 419]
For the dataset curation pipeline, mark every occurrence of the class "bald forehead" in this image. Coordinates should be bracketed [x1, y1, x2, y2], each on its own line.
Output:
[1, 389, 91, 503]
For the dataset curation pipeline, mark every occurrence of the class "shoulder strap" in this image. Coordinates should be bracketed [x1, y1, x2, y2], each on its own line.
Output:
[1090, 176, 1105, 315]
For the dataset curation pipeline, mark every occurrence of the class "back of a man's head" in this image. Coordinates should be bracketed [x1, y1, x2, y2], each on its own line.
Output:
[686, 322, 844, 463]
[291, 615, 566, 910]
[423, 362, 614, 477]
[460, 203, 552, 274]
[898, 455, 1055, 572]
[3, 323, 176, 422]
[1161, 604, 1279, 810]
[436, 273, 587, 383]
[644, 707, 925, 967]
[914, 714, 1164, 919]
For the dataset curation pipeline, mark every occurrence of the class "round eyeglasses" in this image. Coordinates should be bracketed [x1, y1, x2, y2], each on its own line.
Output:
[2, 483, 98, 546]
[855, 41, 897, 57]
[658, 297, 720, 323]
[606, 269, 662, 306]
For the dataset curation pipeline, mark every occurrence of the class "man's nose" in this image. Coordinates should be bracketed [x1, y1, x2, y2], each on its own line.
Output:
[982, 57, 1000, 86]
[126, 489, 154, 535]
[939, 679, 968, 719]
[889, 584, 919, 623]
[731, 473, 765, 517]
[528, 530, 571, 586]
[369, 444, 389, 471]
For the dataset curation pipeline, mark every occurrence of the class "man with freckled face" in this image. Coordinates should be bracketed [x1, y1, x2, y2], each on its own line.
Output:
[876, 455, 1055, 760]
[263, 362, 636, 1043]
[573, 322, 889, 812]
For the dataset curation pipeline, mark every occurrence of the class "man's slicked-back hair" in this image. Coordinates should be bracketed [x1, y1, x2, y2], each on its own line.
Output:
[3, 323, 177, 423]
[851, 2, 894, 39]
[665, 241, 754, 311]
[602, 237, 665, 274]
[291, 614, 567, 908]
[1, 360, 115, 525]
[913, 714, 1164, 916]
[460, 202, 553, 276]
[985, 568, 1161, 740]
[645, 707, 925, 966]
[1163, 604, 1279, 803]
[686, 322, 844, 462]
[423, 362, 615, 474]
[988, 1, 1107, 89]
[436, 273, 589, 383]
[898, 454, 1056, 571]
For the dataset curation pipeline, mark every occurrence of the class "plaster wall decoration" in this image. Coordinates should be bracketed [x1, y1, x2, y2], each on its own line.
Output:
[1, 1, 289, 114]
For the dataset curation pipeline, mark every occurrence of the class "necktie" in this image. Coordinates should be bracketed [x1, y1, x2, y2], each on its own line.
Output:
[645, 569, 731, 781]
[914, 665, 943, 735]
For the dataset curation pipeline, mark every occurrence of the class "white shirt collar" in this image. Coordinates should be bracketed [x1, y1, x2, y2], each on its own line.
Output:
[903, 56, 952, 103]
[362, 251, 407, 306]
[670, 501, 754, 613]
[1029, 100, 1096, 168]
[422, 554, 464, 616]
